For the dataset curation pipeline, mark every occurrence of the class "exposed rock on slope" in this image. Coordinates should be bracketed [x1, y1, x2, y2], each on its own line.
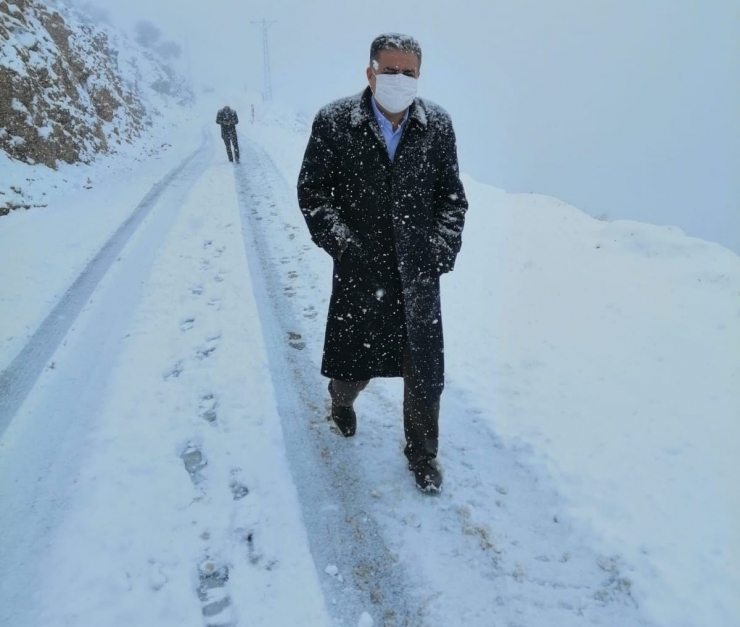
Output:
[0, 0, 192, 175]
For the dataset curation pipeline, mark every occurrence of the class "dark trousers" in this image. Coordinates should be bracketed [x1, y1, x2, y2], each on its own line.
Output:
[222, 131, 239, 162]
[329, 343, 440, 467]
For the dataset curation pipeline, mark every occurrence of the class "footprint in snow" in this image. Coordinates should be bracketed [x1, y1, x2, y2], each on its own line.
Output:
[199, 394, 218, 423]
[180, 318, 195, 332]
[197, 560, 236, 626]
[233, 528, 268, 567]
[196, 336, 220, 360]
[181, 444, 207, 484]
[149, 562, 169, 591]
[191, 286, 204, 296]
[228, 467, 250, 500]
[288, 332, 306, 350]
[163, 361, 184, 380]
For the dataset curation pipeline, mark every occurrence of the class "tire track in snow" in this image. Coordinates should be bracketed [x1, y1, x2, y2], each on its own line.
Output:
[234, 139, 426, 627]
[0, 132, 214, 626]
[0, 130, 211, 436]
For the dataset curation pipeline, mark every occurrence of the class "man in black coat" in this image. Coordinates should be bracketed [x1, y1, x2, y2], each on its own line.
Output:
[216, 105, 239, 163]
[297, 33, 468, 493]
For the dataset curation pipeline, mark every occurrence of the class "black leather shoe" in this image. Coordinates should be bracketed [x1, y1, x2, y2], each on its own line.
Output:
[409, 461, 442, 493]
[331, 403, 356, 437]
[328, 381, 356, 437]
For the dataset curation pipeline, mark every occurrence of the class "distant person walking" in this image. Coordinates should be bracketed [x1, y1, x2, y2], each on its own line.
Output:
[297, 33, 468, 493]
[216, 105, 239, 163]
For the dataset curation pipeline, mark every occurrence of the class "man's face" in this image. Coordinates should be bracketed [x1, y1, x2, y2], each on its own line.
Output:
[366, 49, 421, 92]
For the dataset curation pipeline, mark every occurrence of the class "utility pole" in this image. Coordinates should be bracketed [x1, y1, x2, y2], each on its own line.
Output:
[251, 20, 276, 102]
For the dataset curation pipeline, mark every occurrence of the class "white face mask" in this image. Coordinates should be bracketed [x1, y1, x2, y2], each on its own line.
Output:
[372, 73, 418, 114]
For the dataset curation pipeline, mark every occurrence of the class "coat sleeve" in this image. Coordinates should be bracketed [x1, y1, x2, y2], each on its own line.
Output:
[431, 117, 468, 274]
[297, 112, 350, 260]
[233, 112, 239, 125]
[216, 111, 222, 124]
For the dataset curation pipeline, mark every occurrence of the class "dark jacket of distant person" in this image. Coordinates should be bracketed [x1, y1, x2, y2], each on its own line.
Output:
[216, 107, 238, 138]
[297, 87, 468, 402]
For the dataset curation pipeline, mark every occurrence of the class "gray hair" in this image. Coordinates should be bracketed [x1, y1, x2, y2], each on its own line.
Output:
[370, 33, 422, 67]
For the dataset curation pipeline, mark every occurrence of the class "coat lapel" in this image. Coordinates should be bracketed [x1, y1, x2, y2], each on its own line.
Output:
[351, 89, 389, 163]
[350, 88, 428, 167]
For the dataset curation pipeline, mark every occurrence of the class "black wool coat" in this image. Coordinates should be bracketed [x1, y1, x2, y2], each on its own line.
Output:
[297, 87, 468, 402]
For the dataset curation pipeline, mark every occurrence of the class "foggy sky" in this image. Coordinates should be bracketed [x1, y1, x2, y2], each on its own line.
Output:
[86, 0, 739, 253]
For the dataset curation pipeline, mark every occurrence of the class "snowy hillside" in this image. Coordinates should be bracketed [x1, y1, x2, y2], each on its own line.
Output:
[0, 98, 738, 627]
[0, 0, 193, 214]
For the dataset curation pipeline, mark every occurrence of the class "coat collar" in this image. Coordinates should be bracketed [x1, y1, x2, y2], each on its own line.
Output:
[350, 87, 428, 129]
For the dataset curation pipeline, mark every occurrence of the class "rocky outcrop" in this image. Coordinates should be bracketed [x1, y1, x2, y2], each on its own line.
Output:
[0, 0, 192, 170]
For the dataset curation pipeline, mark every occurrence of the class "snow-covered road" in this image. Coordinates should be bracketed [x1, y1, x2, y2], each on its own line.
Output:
[0, 130, 211, 433]
[1, 119, 736, 627]
[1, 131, 331, 627]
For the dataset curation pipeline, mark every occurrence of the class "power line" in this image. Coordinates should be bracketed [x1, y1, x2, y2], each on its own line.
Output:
[251, 20, 276, 102]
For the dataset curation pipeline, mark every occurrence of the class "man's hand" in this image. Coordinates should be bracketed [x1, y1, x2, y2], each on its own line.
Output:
[337, 238, 350, 261]
[331, 223, 352, 261]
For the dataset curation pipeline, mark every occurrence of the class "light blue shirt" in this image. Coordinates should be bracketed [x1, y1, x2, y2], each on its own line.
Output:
[370, 97, 409, 162]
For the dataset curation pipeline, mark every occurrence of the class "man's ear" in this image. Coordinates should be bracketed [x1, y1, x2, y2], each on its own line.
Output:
[367, 66, 377, 92]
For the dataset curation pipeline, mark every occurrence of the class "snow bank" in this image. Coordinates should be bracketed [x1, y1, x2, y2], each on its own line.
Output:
[447, 180, 740, 627]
